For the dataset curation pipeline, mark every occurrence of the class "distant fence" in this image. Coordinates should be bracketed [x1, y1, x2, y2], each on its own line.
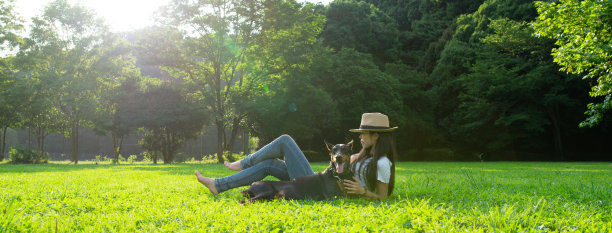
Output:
[2, 126, 249, 161]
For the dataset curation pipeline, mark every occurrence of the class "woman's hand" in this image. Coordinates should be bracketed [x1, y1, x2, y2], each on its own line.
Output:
[344, 177, 366, 195]
[345, 177, 389, 200]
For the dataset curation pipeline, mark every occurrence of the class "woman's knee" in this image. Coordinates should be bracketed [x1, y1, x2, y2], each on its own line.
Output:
[278, 134, 294, 143]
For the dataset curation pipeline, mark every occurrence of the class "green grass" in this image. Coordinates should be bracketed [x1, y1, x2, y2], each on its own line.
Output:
[1, 162, 610, 232]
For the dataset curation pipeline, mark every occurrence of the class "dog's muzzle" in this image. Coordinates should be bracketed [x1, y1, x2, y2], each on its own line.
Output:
[334, 155, 345, 174]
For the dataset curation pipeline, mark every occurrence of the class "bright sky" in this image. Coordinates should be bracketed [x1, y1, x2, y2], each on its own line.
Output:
[14, 0, 334, 33]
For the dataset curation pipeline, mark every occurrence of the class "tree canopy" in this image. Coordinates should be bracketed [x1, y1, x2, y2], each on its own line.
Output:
[1, 0, 611, 162]
[533, 0, 612, 127]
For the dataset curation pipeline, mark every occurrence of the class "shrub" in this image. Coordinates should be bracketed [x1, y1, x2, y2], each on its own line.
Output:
[127, 155, 138, 164]
[186, 157, 199, 164]
[113, 154, 126, 164]
[94, 155, 102, 164]
[142, 152, 152, 162]
[9, 145, 49, 164]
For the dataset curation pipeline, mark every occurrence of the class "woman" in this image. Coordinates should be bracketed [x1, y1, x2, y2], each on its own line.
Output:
[195, 112, 397, 200]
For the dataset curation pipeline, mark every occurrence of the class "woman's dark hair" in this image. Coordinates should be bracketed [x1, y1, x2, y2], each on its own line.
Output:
[351, 132, 397, 196]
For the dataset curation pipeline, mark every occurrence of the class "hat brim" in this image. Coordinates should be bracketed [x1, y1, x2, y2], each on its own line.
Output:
[349, 127, 398, 132]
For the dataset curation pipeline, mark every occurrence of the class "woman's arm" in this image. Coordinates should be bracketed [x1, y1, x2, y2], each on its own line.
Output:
[350, 154, 358, 163]
[344, 178, 388, 200]
[362, 181, 388, 200]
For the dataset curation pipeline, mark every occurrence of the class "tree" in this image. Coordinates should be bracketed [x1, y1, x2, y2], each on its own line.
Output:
[445, 18, 580, 160]
[322, 0, 400, 66]
[91, 34, 141, 163]
[249, 50, 339, 148]
[0, 0, 23, 161]
[21, 0, 111, 164]
[533, 0, 612, 127]
[149, 0, 260, 163]
[385, 63, 438, 158]
[118, 84, 208, 164]
[311, 48, 405, 141]
[17, 71, 65, 158]
[145, 0, 326, 163]
[0, 68, 25, 161]
[0, 0, 22, 51]
[240, 0, 330, 148]
[429, 0, 540, 155]
[362, 0, 484, 68]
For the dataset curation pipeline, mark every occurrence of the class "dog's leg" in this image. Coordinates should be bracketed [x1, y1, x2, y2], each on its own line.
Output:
[249, 189, 277, 202]
[246, 182, 279, 202]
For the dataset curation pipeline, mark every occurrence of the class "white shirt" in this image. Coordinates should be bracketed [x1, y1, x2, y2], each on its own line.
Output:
[352, 156, 392, 187]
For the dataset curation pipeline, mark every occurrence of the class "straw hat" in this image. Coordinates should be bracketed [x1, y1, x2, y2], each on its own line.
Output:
[349, 112, 398, 132]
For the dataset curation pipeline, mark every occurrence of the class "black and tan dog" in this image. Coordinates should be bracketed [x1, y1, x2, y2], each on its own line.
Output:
[241, 140, 354, 203]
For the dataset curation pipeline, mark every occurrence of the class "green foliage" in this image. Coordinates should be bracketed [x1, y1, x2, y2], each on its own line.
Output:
[0, 198, 24, 233]
[0, 0, 23, 50]
[127, 155, 137, 164]
[363, 0, 485, 68]
[425, 0, 599, 159]
[323, 0, 400, 65]
[8, 145, 48, 164]
[141, 151, 153, 163]
[533, 0, 612, 126]
[139, 0, 328, 163]
[445, 18, 577, 158]
[0, 0, 25, 162]
[0, 162, 609, 231]
[13, 0, 125, 164]
[311, 48, 405, 141]
[119, 85, 208, 164]
[385, 63, 439, 153]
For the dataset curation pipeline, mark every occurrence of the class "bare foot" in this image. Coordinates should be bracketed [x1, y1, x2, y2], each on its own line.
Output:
[195, 170, 218, 195]
[224, 161, 243, 171]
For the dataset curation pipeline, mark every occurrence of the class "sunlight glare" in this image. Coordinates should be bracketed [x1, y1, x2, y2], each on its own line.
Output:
[78, 0, 167, 32]
[15, 0, 332, 33]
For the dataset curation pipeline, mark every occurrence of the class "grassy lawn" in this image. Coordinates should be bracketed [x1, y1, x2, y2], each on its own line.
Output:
[1, 162, 610, 232]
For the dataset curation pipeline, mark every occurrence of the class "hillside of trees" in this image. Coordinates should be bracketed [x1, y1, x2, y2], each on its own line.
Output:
[1, 0, 610, 163]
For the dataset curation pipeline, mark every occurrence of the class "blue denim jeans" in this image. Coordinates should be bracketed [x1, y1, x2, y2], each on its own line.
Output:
[214, 134, 314, 193]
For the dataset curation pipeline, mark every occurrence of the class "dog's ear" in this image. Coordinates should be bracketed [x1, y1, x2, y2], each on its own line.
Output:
[325, 140, 334, 151]
[346, 140, 354, 151]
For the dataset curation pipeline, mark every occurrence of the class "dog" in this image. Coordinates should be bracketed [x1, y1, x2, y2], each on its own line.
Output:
[240, 140, 354, 203]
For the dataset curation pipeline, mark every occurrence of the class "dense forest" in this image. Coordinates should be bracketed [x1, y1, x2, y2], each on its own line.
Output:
[1, 0, 610, 163]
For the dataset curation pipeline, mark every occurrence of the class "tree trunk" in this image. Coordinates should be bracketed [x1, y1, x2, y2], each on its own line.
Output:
[71, 120, 79, 164]
[118, 135, 123, 161]
[39, 128, 47, 158]
[111, 132, 124, 163]
[0, 126, 7, 161]
[163, 131, 171, 163]
[224, 117, 242, 162]
[111, 132, 118, 162]
[36, 127, 44, 157]
[216, 120, 225, 163]
[28, 127, 32, 148]
[243, 131, 249, 155]
[548, 106, 564, 160]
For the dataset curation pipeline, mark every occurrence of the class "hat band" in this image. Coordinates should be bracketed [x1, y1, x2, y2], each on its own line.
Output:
[359, 125, 390, 130]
